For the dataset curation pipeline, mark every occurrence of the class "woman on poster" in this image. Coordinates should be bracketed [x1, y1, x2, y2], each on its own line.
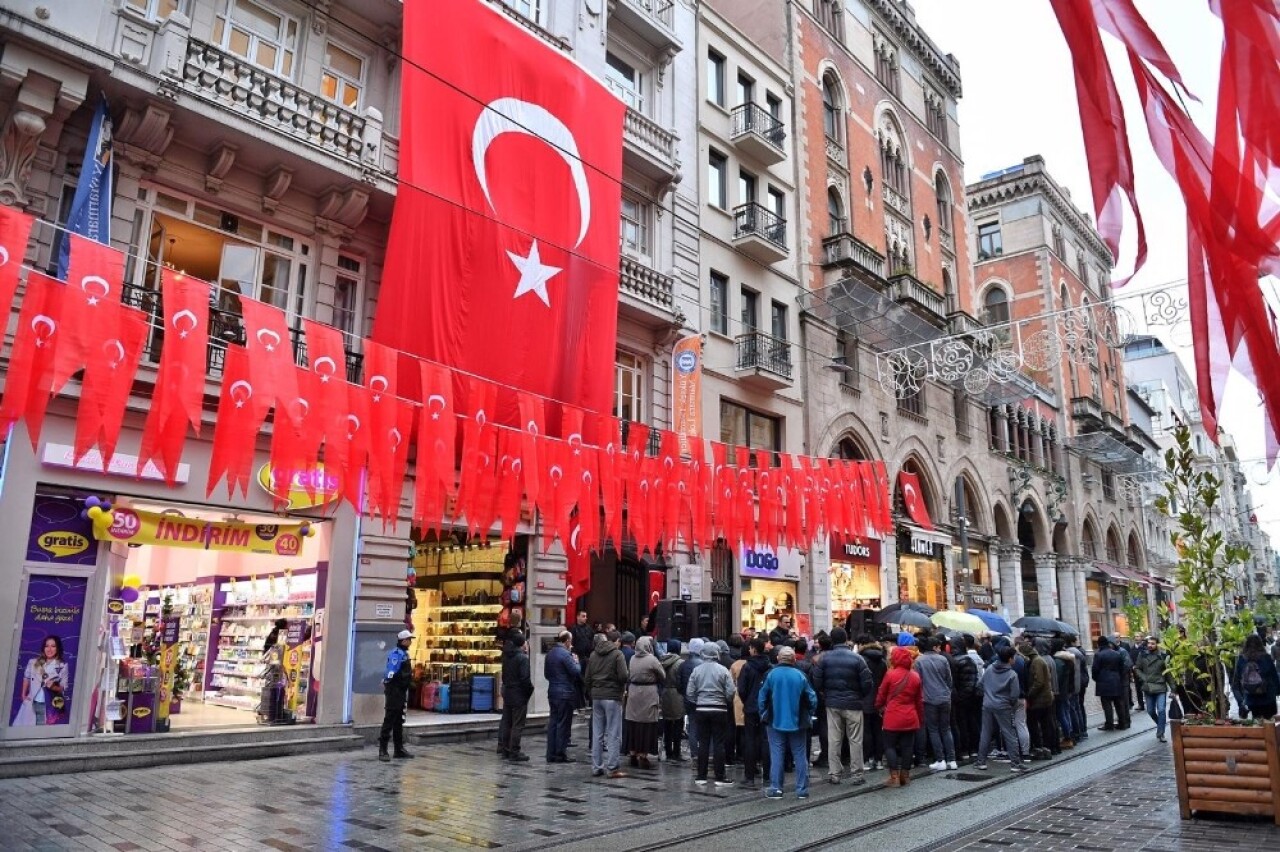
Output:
[14, 636, 71, 726]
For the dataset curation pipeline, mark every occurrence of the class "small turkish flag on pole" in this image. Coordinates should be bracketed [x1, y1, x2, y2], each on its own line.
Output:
[898, 470, 934, 530]
[373, 0, 625, 421]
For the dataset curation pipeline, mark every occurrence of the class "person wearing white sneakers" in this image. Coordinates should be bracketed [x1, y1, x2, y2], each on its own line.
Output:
[913, 636, 958, 771]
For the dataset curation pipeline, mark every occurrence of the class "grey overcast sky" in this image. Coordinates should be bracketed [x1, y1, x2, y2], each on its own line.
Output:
[908, 0, 1280, 549]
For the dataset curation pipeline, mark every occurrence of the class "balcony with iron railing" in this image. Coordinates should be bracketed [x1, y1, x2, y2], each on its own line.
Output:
[887, 271, 947, 326]
[732, 202, 788, 264]
[618, 255, 677, 325]
[620, 105, 679, 182]
[730, 103, 786, 166]
[181, 39, 385, 175]
[822, 231, 886, 279]
[611, 0, 681, 51]
[735, 331, 793, 389]
[121, 281, 364, 383]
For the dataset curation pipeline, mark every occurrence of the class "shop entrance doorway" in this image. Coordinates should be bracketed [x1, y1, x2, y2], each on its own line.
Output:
[96, 499, 330, 734]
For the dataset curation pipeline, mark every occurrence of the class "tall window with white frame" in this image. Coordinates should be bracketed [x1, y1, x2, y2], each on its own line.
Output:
[708, 150, 727, 209]
[707, 49, 726, 107]
[620, 194, 650, 257]
[605, 51, 643, 113]
[332, 255, 362, 341]
[614, 351, 647, 423]
[125, 0, 184, 19]
[982, 286, 1010, 326]
[500, 0, 543, 24]
[720, 400, 781, 453]
[709, 271, 729, 335]
[827, 188, 845, 236]
[214, 0, 300, 78]
[321, 41, 365, 110]
[934, 172, 952, 243]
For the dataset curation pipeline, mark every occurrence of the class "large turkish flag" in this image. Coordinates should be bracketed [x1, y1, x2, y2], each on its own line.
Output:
[374, 0, 624, 419]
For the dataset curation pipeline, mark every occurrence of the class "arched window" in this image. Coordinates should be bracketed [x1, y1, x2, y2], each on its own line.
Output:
[822, 73, 841, 142]
[879, 115, 907, 195]
[815, 0, 844, 40]
[982, 286, 1010, 326]
[1082, 521, 1099, 559]
[827, 187, 845, 236]
[934, 171, 952, 240]
[1060, 282, 1070, 309]
[836, 436, 869, 461]
[1105, 526, 1122, 564]
[941, 267, 954, 309]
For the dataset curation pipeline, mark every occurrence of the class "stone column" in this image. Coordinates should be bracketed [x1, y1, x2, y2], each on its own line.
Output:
[1034, 552, 1060, 619]
[809, 541, 832, 635]
[943, 543, 957, 609]
[883, 535, 900, 607]
[997, 543, 1024, 622]
[350, 531, 414, 726]
[1054, 557, 1075, 629]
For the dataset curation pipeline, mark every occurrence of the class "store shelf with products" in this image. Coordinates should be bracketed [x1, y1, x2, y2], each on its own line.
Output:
[410, 539, 516, 679]
[205, 574, 316, 711]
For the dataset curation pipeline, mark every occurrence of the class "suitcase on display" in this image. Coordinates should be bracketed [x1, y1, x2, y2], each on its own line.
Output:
[471, 675, 496, 712]
[434, 683, 450, 712]
[420, 681, 439, 711]
[449, 678, 473, 714]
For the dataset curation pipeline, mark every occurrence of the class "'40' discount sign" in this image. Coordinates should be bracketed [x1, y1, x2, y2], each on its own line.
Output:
[95, 507, 308, 556]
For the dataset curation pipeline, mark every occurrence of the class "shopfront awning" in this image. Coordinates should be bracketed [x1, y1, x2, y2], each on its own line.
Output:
[1090, 561, 1126, 582]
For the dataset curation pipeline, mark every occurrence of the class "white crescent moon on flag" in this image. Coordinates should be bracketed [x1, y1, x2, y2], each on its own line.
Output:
[313, 355, 337, 376]
[31, 315, 55, 338]
[103, 339, 125, 367]
[81, 275, 111, 299]
[427, 394, 447, 411]
[256, 328, 281, 348]
[229, 380, 253, 402]
[472, 97, 591, 248]
[0, 246, 9, 266]
[171, 309, 198, 333]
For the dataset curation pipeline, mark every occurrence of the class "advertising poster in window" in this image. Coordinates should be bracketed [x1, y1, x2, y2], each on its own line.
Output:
[671, 335, 702, 457]
[9, 575, 89, 728]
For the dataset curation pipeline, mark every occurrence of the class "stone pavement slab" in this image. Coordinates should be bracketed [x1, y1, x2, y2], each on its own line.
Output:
[934, 748, 1280, 852]
[0, 707, 1197, 852]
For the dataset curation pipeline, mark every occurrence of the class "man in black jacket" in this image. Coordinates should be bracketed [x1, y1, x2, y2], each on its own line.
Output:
[812, 628, 874, 785]
[570, 611, 594, 675]
[736, 638, 772, 787]
[498, 635, 535, 761]
[950, 640, 981, 760]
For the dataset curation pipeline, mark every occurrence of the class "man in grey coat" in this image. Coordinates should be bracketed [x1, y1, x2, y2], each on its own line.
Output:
[913, 636, 957, 771]
[811, 628, 874, 785]
[974, 645, 1026, 773]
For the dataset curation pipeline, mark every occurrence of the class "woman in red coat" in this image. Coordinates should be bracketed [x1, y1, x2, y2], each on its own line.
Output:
[875, 646, 925, 788]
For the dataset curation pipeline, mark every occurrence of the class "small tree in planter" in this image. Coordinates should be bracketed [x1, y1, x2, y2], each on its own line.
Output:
[1155, 424, 1280, 824]
[1120, 582, 1149, 640]
[1154, 424, 1254, 719]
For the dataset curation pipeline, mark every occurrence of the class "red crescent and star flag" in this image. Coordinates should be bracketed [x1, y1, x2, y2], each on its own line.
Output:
[372, 0, 625, 421]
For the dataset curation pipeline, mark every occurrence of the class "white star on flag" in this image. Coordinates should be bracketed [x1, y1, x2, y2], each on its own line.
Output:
[508, 240, 560, 307]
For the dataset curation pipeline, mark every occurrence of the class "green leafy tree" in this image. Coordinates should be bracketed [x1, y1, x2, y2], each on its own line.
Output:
[1120, 582, 1148, 638]
[1154, 424, 1254, 721]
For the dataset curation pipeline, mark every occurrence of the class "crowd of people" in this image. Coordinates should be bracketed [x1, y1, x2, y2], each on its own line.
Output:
[382, 610, 1280, 799]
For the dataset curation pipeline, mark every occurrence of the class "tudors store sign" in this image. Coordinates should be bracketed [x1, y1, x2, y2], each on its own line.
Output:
[829, 536, 881, 566]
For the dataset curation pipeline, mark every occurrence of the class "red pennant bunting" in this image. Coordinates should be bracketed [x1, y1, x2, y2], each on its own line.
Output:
[0, 273, 63, 448]
[303, 319, 348, 456]
[517, 392, 545, 509]
[267, 366, 325, 508]
[577, 445, 601, 555]
[207, 345, 269, 498]
[494, 429, 525, 543]
[414, 361, 456, 535]
[782, 455, 805, 549]
[658, 430, 681, 550]
[565, 512, 592, 623]
[0, 207, 34, 316]
[371, 397, 416, 528]
[338, 382, 371, 513]
[240, 297, 300, 425]
[691, 440, 714, 553]
[138, 271, 211, 484]
[73, 303, 147, 465]
[871, 461, 893, 534]
[53, 236, 125, 393]
[456, 375, 498, 533]
[595, 414, 623, 553]
[362, 340, 399, 518]
[755, 449, 777, 550]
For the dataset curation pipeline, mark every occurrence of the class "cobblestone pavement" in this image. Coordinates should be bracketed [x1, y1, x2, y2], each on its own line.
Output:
[3, 704, 1267, 852]
[935, 748, 1280, 852]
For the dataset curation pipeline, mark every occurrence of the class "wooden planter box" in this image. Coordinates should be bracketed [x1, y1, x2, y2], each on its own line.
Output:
[1171, 719, 1280, 824]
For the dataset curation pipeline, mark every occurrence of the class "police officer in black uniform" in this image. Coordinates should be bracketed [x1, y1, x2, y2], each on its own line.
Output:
[379, 629, 415, 762]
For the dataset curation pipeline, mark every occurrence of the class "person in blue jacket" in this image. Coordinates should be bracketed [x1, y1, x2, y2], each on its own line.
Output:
[759, 645, 818, 800]
[379, 629, 415, 762]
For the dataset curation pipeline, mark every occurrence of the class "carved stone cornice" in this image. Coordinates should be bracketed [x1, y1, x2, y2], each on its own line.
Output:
[204, 142, 237, 194]
[864, 0, 962, 98]
[967, 172, 1112, 266]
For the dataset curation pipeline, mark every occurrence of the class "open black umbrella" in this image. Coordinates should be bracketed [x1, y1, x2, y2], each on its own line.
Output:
[874, 607, 934, 629]
[878, 601, 937, 618]
[1013, 615, 1080, 636]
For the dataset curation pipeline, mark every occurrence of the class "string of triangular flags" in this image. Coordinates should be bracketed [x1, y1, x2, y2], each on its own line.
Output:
[0, 206, 893, 556]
